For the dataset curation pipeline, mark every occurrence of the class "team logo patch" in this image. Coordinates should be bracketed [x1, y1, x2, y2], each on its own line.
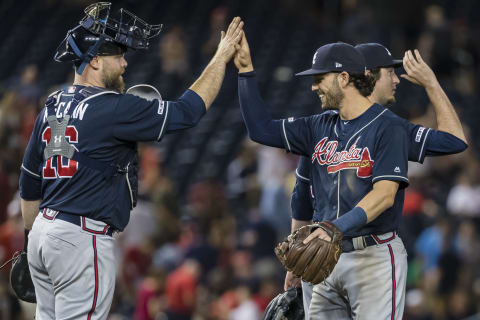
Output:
[394, 166, 401, 173]
[311, 137, 374, 178]
[415, 127, 425, 142]
[335, 62, 343, 68]
[288, 117, 294, 122]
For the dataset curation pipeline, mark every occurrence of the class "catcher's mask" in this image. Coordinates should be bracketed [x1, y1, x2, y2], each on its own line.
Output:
[54, 2, 163, 75]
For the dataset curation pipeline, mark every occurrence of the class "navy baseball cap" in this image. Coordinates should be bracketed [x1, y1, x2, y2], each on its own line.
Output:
[354, 43, 403, 69]
[295, 42, 366, 77]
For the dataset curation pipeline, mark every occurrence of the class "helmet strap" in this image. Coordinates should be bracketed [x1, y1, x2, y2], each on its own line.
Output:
[67, 33, 107, 75]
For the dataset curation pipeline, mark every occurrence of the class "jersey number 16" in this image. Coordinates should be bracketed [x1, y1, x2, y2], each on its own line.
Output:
[42, 126, 79, 179]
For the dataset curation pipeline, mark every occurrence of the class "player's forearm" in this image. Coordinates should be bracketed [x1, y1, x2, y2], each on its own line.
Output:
[189, 56, 227, 110]
[238, 72, 284, 147]
[291, 218, 312, 233]
[356, 180, 399, 223]
[425, 81, 467, 143]
[21, 199, 41, 230]
[332, 180, 398, 234]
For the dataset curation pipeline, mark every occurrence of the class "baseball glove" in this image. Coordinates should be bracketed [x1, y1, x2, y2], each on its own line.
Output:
[263, 287, 304, 320]
[275, 222, 342, 284]
[9, 251, 36, 303]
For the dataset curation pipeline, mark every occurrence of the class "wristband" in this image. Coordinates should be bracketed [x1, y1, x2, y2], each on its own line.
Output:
[332, 207, 367, 234]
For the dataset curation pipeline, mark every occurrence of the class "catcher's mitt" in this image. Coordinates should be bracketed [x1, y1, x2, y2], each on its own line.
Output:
[9, 252, 36, 303]
[275, 222, 342, 284]
[263, 287, 304, 320]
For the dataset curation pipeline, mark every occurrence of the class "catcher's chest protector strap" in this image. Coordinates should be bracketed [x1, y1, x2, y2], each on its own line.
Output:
[44, 115, 75, 160]
[44, 88, 125, 179]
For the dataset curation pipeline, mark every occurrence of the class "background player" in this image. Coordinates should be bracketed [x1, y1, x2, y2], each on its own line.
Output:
[19, 3, 243, 319]
[234, 32, 465, 319]
[286, 43, 468, 319]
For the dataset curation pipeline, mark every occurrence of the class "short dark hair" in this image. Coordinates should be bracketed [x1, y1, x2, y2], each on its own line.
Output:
[348, 73, 376, 97]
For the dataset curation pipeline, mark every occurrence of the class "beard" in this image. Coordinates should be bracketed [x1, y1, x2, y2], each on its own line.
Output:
[320, 79, 344, 111]
[384, 95, 396, 106]
[377, 93, 396, 106]
[102, 68, 125, 93]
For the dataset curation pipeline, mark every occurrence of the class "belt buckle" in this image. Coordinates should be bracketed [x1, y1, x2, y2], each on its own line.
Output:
[352, 236, 367, 250]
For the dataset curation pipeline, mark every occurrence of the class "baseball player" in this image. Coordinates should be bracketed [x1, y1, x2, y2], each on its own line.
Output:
[233, 32, 466, 320]
[19, 3, 243, 319]
[286, 43, 468, 319]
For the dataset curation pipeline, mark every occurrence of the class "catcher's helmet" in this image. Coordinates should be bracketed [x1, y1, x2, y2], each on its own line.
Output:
[55, 2, 162, 74]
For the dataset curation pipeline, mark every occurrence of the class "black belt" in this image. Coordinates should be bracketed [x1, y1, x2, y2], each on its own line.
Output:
[42, 210, 114, 236]
[341, 232, 396, 253]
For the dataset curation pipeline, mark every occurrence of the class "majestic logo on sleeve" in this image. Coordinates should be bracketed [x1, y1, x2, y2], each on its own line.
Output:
[311, 137, 374, 178]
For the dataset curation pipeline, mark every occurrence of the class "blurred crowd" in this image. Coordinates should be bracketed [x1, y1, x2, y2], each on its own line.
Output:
[1, 1, 480, 319]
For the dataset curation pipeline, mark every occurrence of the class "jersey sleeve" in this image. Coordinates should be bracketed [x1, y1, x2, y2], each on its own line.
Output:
[165, 89, 206, 132]
[113, 94, 169, 142]
[20, 109, 45, 199]
[21, 108, 45, 180]
[372, 124, 409, 188]
[405, 122, 431, 163]
[291, 157, 314, 221]
[295, 156, 311, 182]
[281, 117, 314, 156]
[424, 130, 467, 156]
[406, 122, 468, 163]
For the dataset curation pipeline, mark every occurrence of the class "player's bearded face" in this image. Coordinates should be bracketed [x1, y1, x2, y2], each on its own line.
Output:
[313, 74, 344, 111]
[100, 56, 126, 93]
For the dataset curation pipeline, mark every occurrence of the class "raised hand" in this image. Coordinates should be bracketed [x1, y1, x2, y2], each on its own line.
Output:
[214, 17, 244, 64]
[234, 32, 254, 73]
[401, 49, 438, 89]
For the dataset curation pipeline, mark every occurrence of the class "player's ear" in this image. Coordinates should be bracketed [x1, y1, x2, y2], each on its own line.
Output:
[337, 72, 350, 88]
[89, 56, 101, 71]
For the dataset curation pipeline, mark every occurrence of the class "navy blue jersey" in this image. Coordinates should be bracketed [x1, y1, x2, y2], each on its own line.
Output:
[282, 104, 409, 237]
[21, 86, 205, 231]
[292, 117, 467, 224]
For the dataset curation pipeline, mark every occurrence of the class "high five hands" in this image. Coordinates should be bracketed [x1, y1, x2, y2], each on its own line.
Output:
[215, 17, 244, 64]
[234, 31, 254, 73]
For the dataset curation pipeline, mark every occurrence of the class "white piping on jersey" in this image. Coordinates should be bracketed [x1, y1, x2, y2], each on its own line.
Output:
[336, 173, 340, 218]
[334, 124, 338, 137]
[77, 91, 118, 105]
[418, 128, 431, 162]
[125, 163, 134, 209]
[343, 109, 388, 151]
[295, 169, 310, 182]
[157, 101, 169, 141]
[56, 91, 63, 105]
[21, 164, 41, 178]
[372, 175, 409, 183]
[282, 120, 292, 152]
